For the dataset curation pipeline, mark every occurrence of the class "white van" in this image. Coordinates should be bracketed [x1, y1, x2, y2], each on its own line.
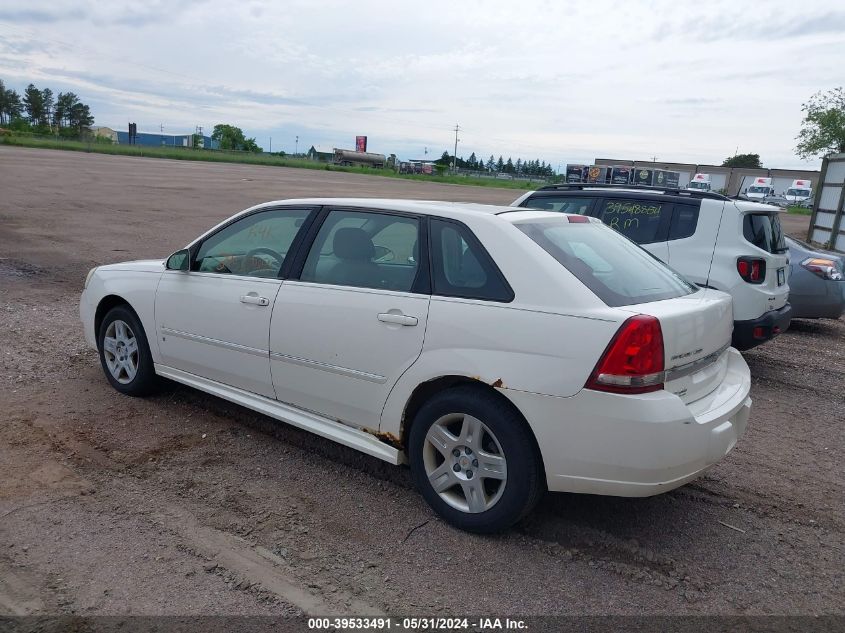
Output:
[745, 177, 775, 201]
[785, 179, 813, 204]
[687, 173, 711, 191]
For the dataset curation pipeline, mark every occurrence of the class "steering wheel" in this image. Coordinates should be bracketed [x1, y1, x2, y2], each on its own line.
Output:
[245, 247, 284, 268]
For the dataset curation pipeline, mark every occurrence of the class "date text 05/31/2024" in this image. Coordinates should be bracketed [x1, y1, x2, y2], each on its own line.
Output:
[307, 617, 528, 630]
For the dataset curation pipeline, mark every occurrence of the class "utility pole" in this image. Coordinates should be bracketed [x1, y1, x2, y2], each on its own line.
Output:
[295, 135, 299, 157]
[452, 124, 460, 172]
[269, 137, 272, 153]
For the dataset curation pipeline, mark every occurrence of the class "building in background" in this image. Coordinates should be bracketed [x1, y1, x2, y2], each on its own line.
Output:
[593, 158, 819, 196]
[307, 145, 333, 162]
[114, 129, 219, 149]
[90, 126, 118, 142]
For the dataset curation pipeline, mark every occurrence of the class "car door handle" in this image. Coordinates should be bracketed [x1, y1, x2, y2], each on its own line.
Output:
[377, 312, 418, 326]
[240, 294, 270, 306]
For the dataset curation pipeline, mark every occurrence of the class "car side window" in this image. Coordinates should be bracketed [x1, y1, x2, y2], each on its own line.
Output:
[300, 209, 420, 292]
[523, 196, 597, 215]
[668, 203, 700, 241]
[430, 218, 514, 302]
[597, 198, 668, 244]
[194, 208, 311, 277]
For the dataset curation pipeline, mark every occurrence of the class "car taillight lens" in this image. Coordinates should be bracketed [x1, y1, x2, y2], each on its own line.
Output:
[801, 257, 843, 281]
[586, 315, 665, 394]
[737, 257, 766, 284]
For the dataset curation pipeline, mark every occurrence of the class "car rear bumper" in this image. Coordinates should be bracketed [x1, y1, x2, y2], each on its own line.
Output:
[504, 348, 752, 497]
[731, 303, 792, 350]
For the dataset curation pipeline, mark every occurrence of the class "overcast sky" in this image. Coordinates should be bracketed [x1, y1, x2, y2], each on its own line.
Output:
[1, 0, 843, 169]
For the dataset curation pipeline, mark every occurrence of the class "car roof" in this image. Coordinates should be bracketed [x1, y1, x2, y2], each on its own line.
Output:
[253, 198, 523, 218]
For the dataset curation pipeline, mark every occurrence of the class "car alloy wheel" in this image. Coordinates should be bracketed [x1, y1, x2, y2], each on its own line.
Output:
[422, 412, 508, 513]
[102, 319, 139, 385]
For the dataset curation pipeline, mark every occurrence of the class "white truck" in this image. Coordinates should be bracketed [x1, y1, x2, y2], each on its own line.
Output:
[687, 173, 711, 191]
[745, 177, 775, 201]
[784, 179, 813, 205]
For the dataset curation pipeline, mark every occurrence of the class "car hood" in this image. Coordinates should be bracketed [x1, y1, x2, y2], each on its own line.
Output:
[96, 259, 166, 273]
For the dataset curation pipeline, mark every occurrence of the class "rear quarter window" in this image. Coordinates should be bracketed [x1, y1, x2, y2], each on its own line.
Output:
[743, 213, 786, 253]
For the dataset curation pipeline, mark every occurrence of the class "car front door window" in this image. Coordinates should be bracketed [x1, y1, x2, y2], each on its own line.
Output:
[194, 209, 311, 277]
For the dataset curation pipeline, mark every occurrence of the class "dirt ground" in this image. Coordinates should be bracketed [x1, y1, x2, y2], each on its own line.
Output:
[0, 146, 842, 617]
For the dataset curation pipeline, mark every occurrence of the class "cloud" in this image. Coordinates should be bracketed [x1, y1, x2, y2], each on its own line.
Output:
[1, 0, 840, 169]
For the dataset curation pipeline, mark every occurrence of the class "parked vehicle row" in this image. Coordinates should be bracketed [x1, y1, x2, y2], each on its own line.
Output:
[81, 198, 753, 532]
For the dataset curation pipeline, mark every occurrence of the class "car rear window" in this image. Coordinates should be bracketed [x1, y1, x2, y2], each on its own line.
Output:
[514, 218, 696, 307]
[743, 213, 786, 253]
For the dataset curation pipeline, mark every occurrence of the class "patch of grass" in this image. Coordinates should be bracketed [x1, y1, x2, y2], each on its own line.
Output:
[0, 135, 541, 191]
[787, 205, 813, 216]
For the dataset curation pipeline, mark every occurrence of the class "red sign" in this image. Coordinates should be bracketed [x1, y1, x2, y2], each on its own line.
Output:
[355, 136, 367, 152]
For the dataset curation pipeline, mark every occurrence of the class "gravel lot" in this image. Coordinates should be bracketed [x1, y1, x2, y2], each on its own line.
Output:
[1, 146, 842, 617]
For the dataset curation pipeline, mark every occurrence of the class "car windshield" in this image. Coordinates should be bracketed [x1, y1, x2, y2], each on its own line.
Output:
[786, 188, 810, 197]
[514, 217, 697, 307]
[748, 186, 770, 194]
[743, 212, 787, 253]
[687, 182, 708, 190]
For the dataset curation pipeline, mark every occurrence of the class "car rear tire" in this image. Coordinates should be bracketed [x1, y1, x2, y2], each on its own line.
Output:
[98, 305, 158, 397]
[409, 385, 543, 533]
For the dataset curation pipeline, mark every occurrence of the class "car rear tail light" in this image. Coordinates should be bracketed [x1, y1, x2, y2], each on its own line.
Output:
[586, 315, 665, 394]
[801, 257, 843, 281]
[737, 257, 766, 284]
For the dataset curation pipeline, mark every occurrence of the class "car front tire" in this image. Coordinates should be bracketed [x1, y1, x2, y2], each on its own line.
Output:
[98, 305, 158, 397]
[409, 385, 544, 533]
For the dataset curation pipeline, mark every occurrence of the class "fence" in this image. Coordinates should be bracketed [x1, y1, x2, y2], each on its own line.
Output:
[808, 152, 845, 253]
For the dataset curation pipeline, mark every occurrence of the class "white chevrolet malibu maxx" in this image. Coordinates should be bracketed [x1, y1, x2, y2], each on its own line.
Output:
[80, 199, 752, 532]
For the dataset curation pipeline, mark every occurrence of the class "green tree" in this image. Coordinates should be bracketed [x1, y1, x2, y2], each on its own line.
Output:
[722, 153, 762, 168]
[467, 152, 477, 169]
[22, 84, 44, 124]
[505, 157, 514, 174]
[41, 88, 54, 127]
[53, 92, 80, 128]
[496, 156, 504, 172]
[212, 124, 246, 150]
[241, 137, 261, 152]
[795, 87, 845, 159]
[68, 102, 94, 132]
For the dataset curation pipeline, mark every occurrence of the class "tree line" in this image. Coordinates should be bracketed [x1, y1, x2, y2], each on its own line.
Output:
[437, 151, 556, 177]
[0, 78, 94, 134]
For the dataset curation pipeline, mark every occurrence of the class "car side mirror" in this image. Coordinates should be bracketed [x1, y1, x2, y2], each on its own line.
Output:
[166, 249, 190, 271]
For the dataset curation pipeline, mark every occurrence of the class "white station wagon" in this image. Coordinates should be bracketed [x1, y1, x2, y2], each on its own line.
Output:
[80, 199, 752, 532]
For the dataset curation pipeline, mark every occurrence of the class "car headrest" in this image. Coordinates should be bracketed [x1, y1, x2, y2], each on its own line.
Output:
[333, 227, 375, 261]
